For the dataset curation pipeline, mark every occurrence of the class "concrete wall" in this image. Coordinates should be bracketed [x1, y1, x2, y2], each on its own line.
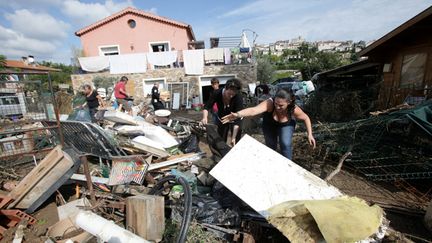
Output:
[71, 64, 257, 103]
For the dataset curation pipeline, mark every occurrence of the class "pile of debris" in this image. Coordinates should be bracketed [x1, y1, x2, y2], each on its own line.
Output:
[0, 101, 428, 242]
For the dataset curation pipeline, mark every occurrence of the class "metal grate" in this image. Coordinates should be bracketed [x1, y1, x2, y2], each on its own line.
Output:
[42, 120, 126, 159]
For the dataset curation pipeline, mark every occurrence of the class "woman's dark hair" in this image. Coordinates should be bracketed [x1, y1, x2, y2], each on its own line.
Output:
[83, 84, 92, 90]
[225, 78, 242, 93]
[120, 76, 128, 81]
[275, 88, 296, 113]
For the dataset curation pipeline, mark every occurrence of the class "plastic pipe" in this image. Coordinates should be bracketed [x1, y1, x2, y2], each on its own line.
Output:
[75, 210, 150, 243]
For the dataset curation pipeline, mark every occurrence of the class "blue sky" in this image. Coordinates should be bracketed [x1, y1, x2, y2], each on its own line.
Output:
[0, 0, 431, 64]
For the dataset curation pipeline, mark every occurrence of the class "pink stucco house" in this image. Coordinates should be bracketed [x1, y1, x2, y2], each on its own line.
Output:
[75, 7, 196, 57]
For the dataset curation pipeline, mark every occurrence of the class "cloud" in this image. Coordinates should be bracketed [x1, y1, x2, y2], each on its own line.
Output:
[0, 0, 62, 9]
[0, 24, 58, 58]
[147, 7, 157, 14]
[218, 0, 322, 19]
[209, 0, 432, 43]
[62, 0, 134, 28]
[5, 9, 70, 40]
[0, 9, 70, 62]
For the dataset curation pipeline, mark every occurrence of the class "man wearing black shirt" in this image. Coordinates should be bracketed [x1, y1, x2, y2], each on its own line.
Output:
[152, 82, 164, 110]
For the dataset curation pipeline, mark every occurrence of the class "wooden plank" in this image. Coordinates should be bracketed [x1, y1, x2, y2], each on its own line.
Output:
[8, 146, 64, 207]
[16, 152, 74, 209]
[126, 195, 164, 242]
[148, 153, 203, 171]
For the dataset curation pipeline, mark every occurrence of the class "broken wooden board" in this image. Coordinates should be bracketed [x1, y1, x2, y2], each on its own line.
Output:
[8, 146, 81, 213]
[209, 135, 342, 216]
[148, 152, 204, 171]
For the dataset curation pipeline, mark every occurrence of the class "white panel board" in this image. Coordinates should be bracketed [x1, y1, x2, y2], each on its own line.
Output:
[172, 93, 180, 110]
[209, 135, 342, 216]
[103, 110, 137, 125]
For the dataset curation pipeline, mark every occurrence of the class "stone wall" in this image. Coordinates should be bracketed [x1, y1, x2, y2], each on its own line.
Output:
[71, 64, 257, 102]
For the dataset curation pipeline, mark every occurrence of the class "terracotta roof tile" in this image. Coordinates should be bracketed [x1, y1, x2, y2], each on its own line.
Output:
[5, 60, 61, 72]
[75, 7, 195, 40]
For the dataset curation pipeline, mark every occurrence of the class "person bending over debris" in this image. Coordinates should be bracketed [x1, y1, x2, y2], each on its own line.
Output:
[222, 88, 316, 159]
[201, 78, 244, 146]
[114, 76, 132, 115]
[81, 84, 105, 122]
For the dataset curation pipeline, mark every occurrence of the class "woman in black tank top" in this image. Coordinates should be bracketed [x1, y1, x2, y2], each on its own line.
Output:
[222, 89, 315, 160]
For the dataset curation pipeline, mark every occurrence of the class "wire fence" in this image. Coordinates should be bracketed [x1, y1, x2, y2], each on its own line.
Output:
[0, 75, 62, 165]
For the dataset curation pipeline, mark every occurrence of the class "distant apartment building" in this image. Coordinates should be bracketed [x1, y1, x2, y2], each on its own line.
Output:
[316, 41, 344, 52]
[255, 44, 270, 55]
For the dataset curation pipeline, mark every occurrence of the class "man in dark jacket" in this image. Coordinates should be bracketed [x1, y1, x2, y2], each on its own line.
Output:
[152, 82, 164, 110]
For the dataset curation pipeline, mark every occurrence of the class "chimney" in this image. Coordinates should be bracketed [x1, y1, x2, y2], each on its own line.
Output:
[27, 55, 35, 65]
[22, 56, 28, 65]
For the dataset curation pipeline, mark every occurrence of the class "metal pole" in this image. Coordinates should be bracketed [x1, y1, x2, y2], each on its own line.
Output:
[47, 72, 65, 146]
[81, 156, 97, 204]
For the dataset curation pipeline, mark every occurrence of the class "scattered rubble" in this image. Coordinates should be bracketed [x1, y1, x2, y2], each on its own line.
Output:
[0, 91, 430, 242]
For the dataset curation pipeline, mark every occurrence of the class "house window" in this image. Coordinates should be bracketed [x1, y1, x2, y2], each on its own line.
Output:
[150, 42, 170, 52]
[128, 19, 136, 28]
[400, 53, 427, 87]
[99, 45, 120, 56]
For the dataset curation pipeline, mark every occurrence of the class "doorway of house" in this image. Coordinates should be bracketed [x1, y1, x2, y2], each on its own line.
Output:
[199, 75, 236, 104]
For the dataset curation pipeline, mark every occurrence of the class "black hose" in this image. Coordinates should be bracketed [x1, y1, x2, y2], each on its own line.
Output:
[149, 175, 193, 243]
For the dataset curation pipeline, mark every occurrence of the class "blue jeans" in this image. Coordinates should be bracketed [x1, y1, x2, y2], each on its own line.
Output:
[211, 111, 219, 124]
[262, 123, 296, 160]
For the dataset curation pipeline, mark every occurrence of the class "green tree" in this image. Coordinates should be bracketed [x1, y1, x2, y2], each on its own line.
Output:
[289, 43, 344, 80]
[29, 61, 74, 91]
[0, 55, 6, 70]
[256, 57, 275, 83]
